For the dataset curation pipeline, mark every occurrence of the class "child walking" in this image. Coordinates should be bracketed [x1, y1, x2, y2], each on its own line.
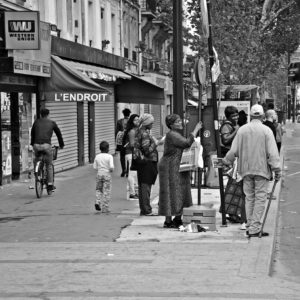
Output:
[93, 141, 114, 213]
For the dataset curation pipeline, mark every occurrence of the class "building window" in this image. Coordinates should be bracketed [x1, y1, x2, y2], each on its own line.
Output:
[111, 13, 116, 52]
[124, 47, 129, 58]
[101, 7, 105, 40]
[132, 50, 137, 62]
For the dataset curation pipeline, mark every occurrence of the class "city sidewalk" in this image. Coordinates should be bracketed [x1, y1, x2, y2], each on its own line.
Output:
[1, 133, 300, 299]
[117, 145, 284, 277]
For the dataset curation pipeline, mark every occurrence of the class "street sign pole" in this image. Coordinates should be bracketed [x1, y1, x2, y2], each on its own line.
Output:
[198, 82, 203, 205]
[173, 0, 183, 119]
[195, 57, 206, 206]
[206, 0, 226, 225]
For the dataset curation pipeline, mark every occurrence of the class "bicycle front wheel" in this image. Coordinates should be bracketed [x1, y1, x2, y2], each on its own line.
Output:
[35, 161, 44, 198]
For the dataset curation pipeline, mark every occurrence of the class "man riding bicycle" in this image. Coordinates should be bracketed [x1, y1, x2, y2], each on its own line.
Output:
[30, 108, 64, 192]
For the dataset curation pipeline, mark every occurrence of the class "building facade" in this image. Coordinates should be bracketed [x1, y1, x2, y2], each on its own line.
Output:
[0, 0, 170, 185]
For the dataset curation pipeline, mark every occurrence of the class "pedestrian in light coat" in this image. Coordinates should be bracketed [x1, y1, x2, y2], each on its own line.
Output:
[222, 104, 281, 237]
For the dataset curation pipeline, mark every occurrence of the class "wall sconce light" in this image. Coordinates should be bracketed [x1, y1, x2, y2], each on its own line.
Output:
[102, 40, 110, 50]
[50, 24, 57, 31]
[50, 24, 61, 38]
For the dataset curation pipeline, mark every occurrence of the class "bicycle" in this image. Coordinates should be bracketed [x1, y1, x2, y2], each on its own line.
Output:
[34, 146, 58, 198]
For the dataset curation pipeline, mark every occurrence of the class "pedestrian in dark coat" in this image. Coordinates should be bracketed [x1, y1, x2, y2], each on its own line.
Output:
[136, 114, 164, 216]
[158, 114, 202, 228]
[263, 109, 277, 140]
[116, 108, 131, 177]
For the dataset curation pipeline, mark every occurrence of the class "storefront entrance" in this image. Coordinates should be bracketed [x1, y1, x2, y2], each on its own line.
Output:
[1, 92, 36, 184]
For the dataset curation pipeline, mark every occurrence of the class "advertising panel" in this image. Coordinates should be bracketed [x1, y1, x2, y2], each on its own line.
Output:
[218, 101, 251, 123]
[4, 11, 40, 50]
[8, 21, 51, 77]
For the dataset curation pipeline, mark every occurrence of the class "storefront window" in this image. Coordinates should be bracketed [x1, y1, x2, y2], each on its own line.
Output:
[1, 92, 36, 179]
[1, 92, 12, 177]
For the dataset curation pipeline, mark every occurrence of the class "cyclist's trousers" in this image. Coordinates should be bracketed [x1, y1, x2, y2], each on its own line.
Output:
[33, 143, 53, 184]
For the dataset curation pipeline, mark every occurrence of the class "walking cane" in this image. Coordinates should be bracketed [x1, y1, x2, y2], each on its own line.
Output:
[259, 180, 278, 238]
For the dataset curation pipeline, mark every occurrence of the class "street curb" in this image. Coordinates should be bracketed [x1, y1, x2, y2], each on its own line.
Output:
[267, 146, 284, 276]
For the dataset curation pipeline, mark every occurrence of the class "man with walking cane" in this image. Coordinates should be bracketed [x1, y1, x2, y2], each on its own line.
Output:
[222, 104, 281, 237]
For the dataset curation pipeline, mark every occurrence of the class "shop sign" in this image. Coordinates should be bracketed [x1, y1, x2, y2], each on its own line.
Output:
[4, 11, 40, 50]
[8, 21, 51, 77]
[77, 69, 117, 82]
[49, 93, 109, 102]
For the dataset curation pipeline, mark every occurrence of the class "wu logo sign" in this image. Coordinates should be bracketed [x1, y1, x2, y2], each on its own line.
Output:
[4, 11, 40, 49]
[8, 21, 35, 32]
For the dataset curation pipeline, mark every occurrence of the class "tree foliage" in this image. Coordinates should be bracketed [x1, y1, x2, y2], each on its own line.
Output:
[185, 0, 300, 87]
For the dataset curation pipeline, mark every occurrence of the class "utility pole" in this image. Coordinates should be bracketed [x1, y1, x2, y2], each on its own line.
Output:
[173, 0, 183, 119]
[206, 0, 226, 225]
[287, 53, 291, 120]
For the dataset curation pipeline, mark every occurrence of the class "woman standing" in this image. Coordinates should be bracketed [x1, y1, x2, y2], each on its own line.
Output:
[158, 114, 202, 228]
[122, 114, 139, 199]
[136, 114, 163, 216]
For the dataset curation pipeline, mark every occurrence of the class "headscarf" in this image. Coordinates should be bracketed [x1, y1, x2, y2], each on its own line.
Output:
[165, 114, 180, 129]
[139, 113, 154, 127]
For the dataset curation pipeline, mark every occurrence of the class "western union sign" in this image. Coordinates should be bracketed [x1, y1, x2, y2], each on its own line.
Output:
[4, 11, 40, 50]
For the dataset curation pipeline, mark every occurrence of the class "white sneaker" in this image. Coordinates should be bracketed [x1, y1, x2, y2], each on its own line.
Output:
[240, 223, 247, 230]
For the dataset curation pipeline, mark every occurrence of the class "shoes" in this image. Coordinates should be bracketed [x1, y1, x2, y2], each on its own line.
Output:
[172, 218, 183, 228]
[240, 223, 247, 230]
[267, 193, 276, 200]
[247, 231, 269, 237]
[226, 215, 242, 223]
[163, 221, 176, 228]
[121, 172, 125, 177]
[47, 185, 55, 192]
[129, 194, 139, 200]
[94, 203, 101, 211]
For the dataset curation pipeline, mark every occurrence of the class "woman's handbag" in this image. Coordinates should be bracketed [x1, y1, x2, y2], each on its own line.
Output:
[130, 147, 146, 171]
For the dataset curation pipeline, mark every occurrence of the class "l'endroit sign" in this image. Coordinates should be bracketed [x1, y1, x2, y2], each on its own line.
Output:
[51, 93, 109, 102]
[4, 11, 40, 50]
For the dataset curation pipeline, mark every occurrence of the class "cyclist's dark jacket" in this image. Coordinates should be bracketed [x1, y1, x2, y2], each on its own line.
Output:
[30, 118, 64, 148]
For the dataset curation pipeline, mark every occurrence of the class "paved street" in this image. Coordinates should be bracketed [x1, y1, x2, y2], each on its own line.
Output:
[0, 125, 300, 299]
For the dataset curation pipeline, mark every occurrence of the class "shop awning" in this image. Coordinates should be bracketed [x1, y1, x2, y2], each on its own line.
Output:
[39, 55, 111, 93]
[116, 74, 165, 105]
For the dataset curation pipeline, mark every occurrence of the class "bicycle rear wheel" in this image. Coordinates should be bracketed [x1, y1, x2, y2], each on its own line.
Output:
[47, 164, 55, 195]
[35, 161, 44, 198]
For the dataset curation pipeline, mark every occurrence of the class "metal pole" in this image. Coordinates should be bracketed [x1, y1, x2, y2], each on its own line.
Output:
[173, 0, 183, 119]
[198, 84, 203, 205]
[0, 106, 2, 186]
[288, 53, 291, 120]
[292, 81, 296, 123]
[206, 0, 226, 225]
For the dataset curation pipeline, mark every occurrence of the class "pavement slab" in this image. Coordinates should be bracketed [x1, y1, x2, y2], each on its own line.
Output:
[0, 242, 299, 299]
